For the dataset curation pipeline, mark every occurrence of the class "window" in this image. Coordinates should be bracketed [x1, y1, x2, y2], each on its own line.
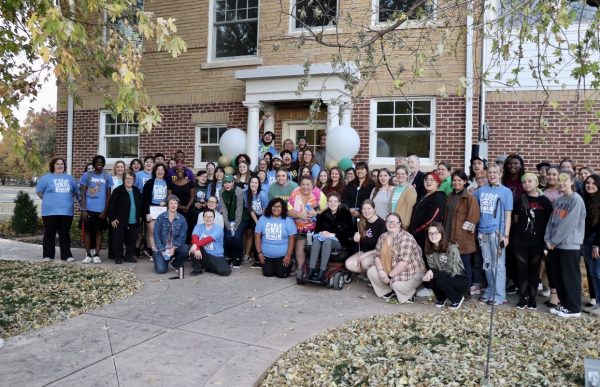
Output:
[500, 0, 596, 28]
[212, 0, 258, 59]
[107, 0, 144, 48]
[293, 0, 338, 29]
[377, 0, 434, 23]
[99, 112, 139, 161]
[370, 99, 435, 163]
[195, 126, 228, 168]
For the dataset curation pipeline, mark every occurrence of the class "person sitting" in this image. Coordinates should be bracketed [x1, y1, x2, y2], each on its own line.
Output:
[189, 209, 232, 276]
[152, 195, 189, 275]
[422, 222, 469, 310]
[367, 213, 426, 304]
[345, 199, 386, 274]
[307, 192, 353, 281]
[254, 198, 297, 278]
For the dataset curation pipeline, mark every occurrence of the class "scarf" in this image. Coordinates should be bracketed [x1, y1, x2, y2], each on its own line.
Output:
[380, 234, 393, 273]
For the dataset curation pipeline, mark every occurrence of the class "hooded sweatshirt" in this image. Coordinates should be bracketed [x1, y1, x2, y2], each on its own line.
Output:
[544, 192, 586, 250]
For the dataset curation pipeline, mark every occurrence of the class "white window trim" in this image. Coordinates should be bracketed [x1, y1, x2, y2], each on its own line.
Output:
[194, 124, 228, 169]
[98, 110, 140, 165]
[368, 97, 436, 168]
[370, 0, 438, 29]
[289, 0, 341, 34]
[206, 0, 260, 64]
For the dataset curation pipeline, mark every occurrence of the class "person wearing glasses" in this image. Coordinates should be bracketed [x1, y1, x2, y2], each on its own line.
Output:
[198, 196, 224, 228]
[422, 222, 469, 310]
[189, 209, 231, 276]
[367, 213, 426, 303]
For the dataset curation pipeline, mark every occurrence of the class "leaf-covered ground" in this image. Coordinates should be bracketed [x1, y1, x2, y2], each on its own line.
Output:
[261, 305, 597, 386]
[0, 260, 142, 338]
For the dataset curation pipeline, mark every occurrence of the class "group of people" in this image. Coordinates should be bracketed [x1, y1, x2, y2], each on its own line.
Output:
[36, 131, 599, 317]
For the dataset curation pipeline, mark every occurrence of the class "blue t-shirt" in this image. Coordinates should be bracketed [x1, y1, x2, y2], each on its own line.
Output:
[244, 190, 269, 217]
[152, 178, 168, 205]
[255, 216, 297, 258]
[192, 223, 224, 257]
[127, 189, 137, 224]
[79, 171, 113, 213]
[474, 184, 514, 233]
[36, 173, 79, 216]
[135, 170, 153, 192]
[266, 171, 277, 186]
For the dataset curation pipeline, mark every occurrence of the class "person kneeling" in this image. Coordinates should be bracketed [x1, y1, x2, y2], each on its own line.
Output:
[189, 209, 231, 276]
[422, 222, 469, 310]
[367, 213, 426, 304]
[152, 195, 189, 275]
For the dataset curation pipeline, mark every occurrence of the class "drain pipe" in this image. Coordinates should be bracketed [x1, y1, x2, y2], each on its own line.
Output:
[478, 0, 489, 160]
[66, 91, 74, 174]
[464, 1, 474, 171]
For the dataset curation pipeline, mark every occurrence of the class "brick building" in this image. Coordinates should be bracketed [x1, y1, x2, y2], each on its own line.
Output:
[56, 1, 600, 175]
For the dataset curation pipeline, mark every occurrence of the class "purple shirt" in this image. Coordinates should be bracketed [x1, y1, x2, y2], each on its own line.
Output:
[167, 166, 195, 183]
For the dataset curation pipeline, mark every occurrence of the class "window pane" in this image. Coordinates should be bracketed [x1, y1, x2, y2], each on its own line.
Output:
[295, 0, 337, 28]
[216, 0, 226, 11]
[128, 124, 138, 135]
[237, 9, 247, 20]
[413, 100, 431, 114]
[394, 115, 411, 128]
[376, 130, 430, 159]
[377, 115, 394, 128]
[378, 101, 393, 114]
[105, 115, 116, 124]
[238, 0, 247, 8]
[210, 127, 220, 143]
[106, 136, 139, 159]
[248, 0, 258, 6]
[216, 11, 226, 22]
[226, 10, 236, 21]
[219, 127, 227, 137]
[201, 145, 222, 163]
[200, 128, 209, 144]
[226, 0, 236, 10]
[395, 101, 411, 114]
[247, 7, 258, 18]
[379, 0, 433, 22]
[215, 21, 258, 58]
[413, 114, 430, 128]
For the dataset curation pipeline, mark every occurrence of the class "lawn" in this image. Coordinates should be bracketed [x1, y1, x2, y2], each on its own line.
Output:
[0, 260, 142, 338]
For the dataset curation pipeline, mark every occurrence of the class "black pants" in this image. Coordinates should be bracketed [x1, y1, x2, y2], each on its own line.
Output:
[262, 257, 290, 278]
[42, 215, 73, 260]
[513, 238, 544, 300]
[428, 270, 469, 303]
[194, 249, 231, 276]
[549, 248, 582, 313]
[111, 223, 139, 260]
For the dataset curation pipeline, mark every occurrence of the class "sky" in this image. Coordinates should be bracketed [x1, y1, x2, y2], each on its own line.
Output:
[14, 63, 57, 124]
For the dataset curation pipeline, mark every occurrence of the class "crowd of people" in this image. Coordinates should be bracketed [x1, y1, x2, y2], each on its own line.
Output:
[35, 131, 600, 318]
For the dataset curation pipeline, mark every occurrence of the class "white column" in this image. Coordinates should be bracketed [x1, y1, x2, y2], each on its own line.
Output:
[340, 103, 353, 127]
[262, 105, 275, 134]
[244, 102, 261, 170]
[326, 101, 340, 130]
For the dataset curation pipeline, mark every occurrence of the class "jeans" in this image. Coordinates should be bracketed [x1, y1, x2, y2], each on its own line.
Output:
[153, 244, 190, 274]
[309, 238, 342, 271]
[223, 220, 247, 260]
[584, 234, 600, 301]
[42, 215, 73, 260]
[479, 232, 506, 303]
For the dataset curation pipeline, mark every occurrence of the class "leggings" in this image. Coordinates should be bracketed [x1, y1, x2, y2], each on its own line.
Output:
[513, 238, 543, 300]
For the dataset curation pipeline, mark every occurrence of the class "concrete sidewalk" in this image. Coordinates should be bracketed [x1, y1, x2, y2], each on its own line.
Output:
[0, 239, 432, 386]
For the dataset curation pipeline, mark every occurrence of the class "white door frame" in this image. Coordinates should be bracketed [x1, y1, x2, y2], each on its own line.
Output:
[282, 120, 327, 151]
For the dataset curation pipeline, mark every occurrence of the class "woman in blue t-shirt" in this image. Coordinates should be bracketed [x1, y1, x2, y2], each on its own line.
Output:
[142, 164, 169, 254]
[190, 209, 232, 276]
[254, 198, 297, 278]
[36, 157, 80, 262]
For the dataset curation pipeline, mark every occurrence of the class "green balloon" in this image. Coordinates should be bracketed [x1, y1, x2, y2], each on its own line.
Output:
[230, 158, 237, 169]
[338, 157, 353, 172]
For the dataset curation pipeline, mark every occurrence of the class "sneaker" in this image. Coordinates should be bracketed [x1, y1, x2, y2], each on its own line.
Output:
[478, 296, 489, 304]
[90, 249, 96, 257]
[251, 261, 262, 269]
[549, 306, 564, 315]
[66, 257, 75, 262]
[115, 259, 123, 265]
[583, 303, 596, 313]
[382, 291, 396, 300]
[486, 299, 507, 306]
[0, 338, 4, 349]
[402, 294, 416, 304]
[189, 269, 203, 276]
[92, 256, 102, 264]
[470, 285, 481, 296]
[516, 298, 528, 310]
[537, 282, 543, 291]
[82, 255, 93, 264]
[449, 297, 464, 310]
[232, 258, 242, 268]
[540, 288, 551, 297]
[242, 254, 252, 264]
[416, 287, 433, 297]
[42, 257, 52, 262]
[435, 300, 445, 308]
[506, 284, 517, 295]
[556, 308, 581, 318]
[527, 298, 537, 310]
[142, 249, 152, 259]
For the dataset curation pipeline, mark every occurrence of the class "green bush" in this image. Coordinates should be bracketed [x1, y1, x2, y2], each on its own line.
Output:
[11, 191, 39, 235]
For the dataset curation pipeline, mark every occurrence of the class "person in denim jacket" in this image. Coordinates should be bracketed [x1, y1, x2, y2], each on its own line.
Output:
[153, 195, 189, 274]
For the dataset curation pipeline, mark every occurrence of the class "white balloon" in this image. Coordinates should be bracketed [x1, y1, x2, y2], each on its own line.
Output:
[325, 125, 360, 161]
[219, 128, 247, 158]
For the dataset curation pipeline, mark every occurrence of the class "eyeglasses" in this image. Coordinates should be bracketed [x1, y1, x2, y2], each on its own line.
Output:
[386, 220, 400, 225]
[207, 200, 218, 203]
[428, 231, 441, 236]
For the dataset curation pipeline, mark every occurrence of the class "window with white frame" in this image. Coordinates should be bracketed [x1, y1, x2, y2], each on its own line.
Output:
[293, 0, 338, 29]
[377, 0, 434, 23]
[500, 0, 596, 28]
[212, 0, 258, 59]
[99, 112, 139, 160]
[371, 99, 434, 162]
[195, 126, 228, 168]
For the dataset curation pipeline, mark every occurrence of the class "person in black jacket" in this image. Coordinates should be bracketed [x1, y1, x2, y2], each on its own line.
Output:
[408, 171, 447, 258]
[109, 171, 142, 264]
[342, 161, 375, 219]
[308, 192, 354, 281]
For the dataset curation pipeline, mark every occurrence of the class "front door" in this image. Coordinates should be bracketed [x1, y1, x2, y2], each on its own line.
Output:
[282, 121, 326, 154]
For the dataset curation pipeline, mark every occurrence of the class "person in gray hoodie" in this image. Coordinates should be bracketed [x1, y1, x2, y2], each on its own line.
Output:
[544, 170, 586, 318]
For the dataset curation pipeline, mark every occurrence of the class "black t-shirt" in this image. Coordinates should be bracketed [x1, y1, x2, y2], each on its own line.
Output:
[360, 217, 386, 252]
[168, 179, 194, 207]
[512, 194, 553, 243]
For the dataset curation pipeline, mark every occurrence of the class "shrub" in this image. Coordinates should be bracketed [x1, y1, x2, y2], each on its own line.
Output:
[11, 191, 39, 235]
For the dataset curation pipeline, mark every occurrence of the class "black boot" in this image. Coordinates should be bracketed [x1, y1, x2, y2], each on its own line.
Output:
[316, 269, 325, 282]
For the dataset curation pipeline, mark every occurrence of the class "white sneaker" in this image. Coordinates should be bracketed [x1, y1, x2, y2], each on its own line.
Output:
[90, 249, 96, 257]
[66, 257, 75, 262]
[590, 306, 600, 316]
[82, 255, 93, 264]
[42, 257, 52, 262]
[540, 288, 551, 297]
[92, 256, 102, 264]
[556, 308, 581, 318]
[0, 338, 4, 349]
[549, 306, 563, 315]
[416, 287, 433, 297]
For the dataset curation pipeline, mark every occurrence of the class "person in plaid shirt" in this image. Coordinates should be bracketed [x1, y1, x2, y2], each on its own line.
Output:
[367, 213, 426, 303]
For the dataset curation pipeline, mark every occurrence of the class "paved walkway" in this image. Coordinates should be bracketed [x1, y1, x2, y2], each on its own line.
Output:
[0, 239, 433, 386]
